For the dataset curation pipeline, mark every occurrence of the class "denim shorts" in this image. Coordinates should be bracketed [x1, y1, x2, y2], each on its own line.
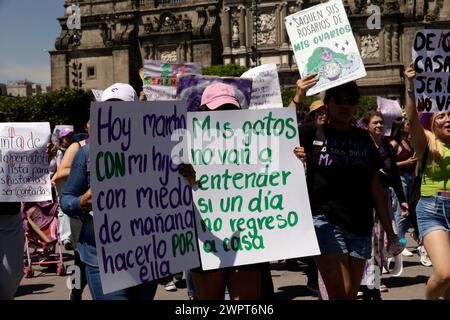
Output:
[313, 213, 372, 260]
[416, 196, 450, 238]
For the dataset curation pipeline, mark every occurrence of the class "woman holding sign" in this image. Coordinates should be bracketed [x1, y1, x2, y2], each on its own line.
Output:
[61, 83, 158, 300]
[404, 64, 450, 300]
[293, 77, 403, 300]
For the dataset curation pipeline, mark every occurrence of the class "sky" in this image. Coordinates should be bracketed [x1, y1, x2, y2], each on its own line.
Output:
[0, 0, 64, 86]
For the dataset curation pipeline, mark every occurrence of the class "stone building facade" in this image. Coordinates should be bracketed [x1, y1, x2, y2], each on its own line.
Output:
[51, 0, 450, 99]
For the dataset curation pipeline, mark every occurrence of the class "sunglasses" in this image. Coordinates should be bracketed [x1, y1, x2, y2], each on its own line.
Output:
[332, 96, 359, 106]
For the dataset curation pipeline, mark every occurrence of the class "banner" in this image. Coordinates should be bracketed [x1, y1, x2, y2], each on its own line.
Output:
[412, 29, 450, 112]
[377, 97, 403, 136]
[187, 108, 320, 270]
[241, 63, 283, 109]
[0, 123, 52, 202]
[90, 101, 199, 294]
[143, 60, 202, 101]
[285, 0, 366, 95]
[177, 75, 252, 111]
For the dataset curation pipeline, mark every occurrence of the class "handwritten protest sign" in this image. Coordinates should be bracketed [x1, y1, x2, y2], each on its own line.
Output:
[187, 108, 320, 270]
[177, 75, 252, 111]
[0, 123, 52, 202]
[241, 63, 283, 109]
[412, 30, 450, 112]
[143, 60, 202, 101]
[90, 101, 199, 294]
[377, 97, 403, 136]
[285, 0, 366, 95]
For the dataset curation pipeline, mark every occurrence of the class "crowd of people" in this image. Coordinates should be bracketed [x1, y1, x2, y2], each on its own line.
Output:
[1, 62, 449, 301]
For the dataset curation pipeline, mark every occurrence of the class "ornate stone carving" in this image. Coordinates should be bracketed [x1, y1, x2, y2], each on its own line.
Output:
[193, 7, 207, 38]
[160, 14, 180, 32]
[253, 13, 276, 46]
[232, 21, 240, 48]
[160, 50, 177, 62]
[204, 5, 218, 37]
[360, 34, 380, 59]
[100, 20, 116, 47]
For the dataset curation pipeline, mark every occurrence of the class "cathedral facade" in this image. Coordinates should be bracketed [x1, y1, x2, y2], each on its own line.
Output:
[51, 0, 450, 99]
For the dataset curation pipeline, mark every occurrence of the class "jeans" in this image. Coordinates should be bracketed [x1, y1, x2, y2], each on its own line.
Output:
[312, 214, 372, 260]
[0, 214, 24, 300]
[416, 196, 450, 238]
[392, 172, 414, 239]
[84, 264, 158, 300]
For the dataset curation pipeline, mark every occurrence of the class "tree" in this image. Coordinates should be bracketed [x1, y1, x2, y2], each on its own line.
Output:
[0, 88, 92, 132]
[202, 64, 248, 77]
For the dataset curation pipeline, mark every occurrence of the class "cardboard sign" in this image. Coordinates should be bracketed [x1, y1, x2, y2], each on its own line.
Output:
[90, 101, 199, 294]
[0, 123, 52, 202]
[412, 30, 450, 112]
[241, 63, 283, 109]
[143, 60, 202, 101]
[187, 108, 320, 270]
[285, 0, 366, 95]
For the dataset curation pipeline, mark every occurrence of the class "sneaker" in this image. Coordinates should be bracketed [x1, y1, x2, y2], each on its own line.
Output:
[164, 281, 177, 292]
[357, 291, 363, 298]
[401, 248, 414, 257]
[418, 246, 433, 267]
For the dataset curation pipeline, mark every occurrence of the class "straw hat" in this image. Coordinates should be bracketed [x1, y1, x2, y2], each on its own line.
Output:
[304, 99, 326, 122]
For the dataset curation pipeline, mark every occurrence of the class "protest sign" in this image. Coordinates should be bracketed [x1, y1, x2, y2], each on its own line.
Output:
[143, 60, 202, 101]
[177, 75, 252, 111]
[377, 96, 403, 136]
[90, 101, 199, 294]
[285, 0, 366, 95]
[187, 108, 320, 270]
[0, 122, 52, 202]
[412, 30, 450, 112]
[241, 63, 283, 109]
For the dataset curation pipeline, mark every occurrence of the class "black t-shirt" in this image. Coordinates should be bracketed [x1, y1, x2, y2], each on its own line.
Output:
[299, 123, 382, 236]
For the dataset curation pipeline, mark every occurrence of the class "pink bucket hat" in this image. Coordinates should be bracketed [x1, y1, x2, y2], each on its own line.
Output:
[200, 83, 240, 110]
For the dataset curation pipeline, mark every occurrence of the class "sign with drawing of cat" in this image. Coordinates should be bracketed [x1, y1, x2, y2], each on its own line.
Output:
[285, 0, 366, 95]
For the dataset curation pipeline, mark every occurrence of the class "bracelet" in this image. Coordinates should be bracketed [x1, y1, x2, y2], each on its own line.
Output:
[292, 98, 301, 105]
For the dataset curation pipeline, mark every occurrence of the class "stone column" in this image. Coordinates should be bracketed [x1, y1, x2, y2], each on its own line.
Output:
[385, 25, 392, 63]
[186, 41, 192, 62]
[275, 4, 281, 46]
[221, 7, 231, 53]
[281, 2, 289, 47]
[392, 24, 399, 62]
[239, 5, 246, 49]
[180, 41, 186, 62]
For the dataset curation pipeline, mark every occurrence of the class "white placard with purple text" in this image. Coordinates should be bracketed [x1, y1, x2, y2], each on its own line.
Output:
[90, 101, 199, 294]
[0, 122, 52, 202]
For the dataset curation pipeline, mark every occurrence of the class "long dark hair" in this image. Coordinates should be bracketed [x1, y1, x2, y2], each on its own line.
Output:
[390, 116, 405, 143]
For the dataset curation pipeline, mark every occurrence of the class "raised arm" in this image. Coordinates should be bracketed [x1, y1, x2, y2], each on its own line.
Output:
[288, 73, 319, 108]
[51, 141, 82, 185]
[404, 64, 428, 160]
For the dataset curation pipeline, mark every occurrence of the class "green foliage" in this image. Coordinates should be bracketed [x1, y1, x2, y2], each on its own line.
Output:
[355, 96, 377, 120]
[202, 64, 248, 77]
[0, 88, 93, 132]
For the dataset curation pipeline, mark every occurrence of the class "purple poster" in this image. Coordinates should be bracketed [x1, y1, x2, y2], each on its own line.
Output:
[177, 75, 253, 112]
